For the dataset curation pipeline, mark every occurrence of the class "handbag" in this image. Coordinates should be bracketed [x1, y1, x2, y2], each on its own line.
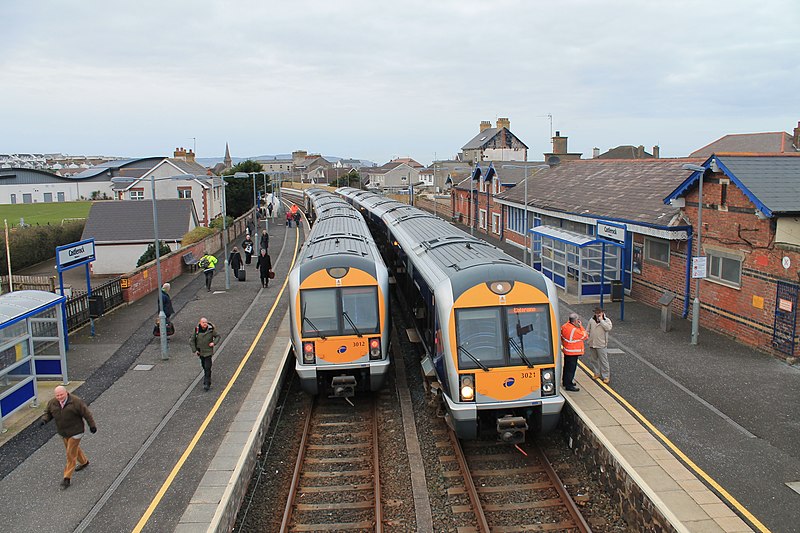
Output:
[153, 320, 175, 337]
[268, 270, 275, 279]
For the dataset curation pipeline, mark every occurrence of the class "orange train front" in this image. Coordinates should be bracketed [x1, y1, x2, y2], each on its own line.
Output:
[290, 189, 390, 397]
[338, 187, 564, 442]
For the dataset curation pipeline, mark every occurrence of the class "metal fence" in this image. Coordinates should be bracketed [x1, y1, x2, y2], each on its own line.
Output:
[65, 278, 124, 332]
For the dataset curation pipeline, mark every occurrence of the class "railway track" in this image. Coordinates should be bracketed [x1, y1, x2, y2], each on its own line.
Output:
[280, 396, 382, 532]
[440, 428, 591, 533]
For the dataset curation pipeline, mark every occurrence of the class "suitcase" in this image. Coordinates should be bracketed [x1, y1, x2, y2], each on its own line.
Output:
[237, 267, 246, 281]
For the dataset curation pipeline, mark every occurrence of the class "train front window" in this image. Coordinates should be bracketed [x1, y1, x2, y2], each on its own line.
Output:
[455, 305, 554, 369]
[300, 286, 379, 337]
[506, 305, 554, 365]
[455, 308, 504, 370]
[300, 288, 338, 337]
[341, 287, 379, 335]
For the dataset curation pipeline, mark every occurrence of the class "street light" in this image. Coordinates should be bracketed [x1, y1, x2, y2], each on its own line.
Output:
[503, 164, 550, 265]
[683, 163, 707, 345]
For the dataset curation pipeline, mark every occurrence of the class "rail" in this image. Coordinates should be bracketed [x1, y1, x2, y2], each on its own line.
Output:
[64, 278, 124, 332]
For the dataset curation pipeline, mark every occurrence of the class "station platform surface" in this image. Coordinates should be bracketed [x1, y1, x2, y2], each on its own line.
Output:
[1, 213, 797, 533]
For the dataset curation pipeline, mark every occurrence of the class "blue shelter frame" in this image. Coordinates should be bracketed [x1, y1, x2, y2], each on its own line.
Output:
[0, 290, 67, 431]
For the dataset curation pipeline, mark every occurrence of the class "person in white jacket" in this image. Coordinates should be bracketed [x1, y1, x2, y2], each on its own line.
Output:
[587, 307, 613, 383]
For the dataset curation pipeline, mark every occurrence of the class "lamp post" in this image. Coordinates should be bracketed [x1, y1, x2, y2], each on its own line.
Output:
[503, 164, 550, 265]
[683, 163, 707, 345]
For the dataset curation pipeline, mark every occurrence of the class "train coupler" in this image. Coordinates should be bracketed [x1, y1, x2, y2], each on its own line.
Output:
[330, 375, 357, 398]
[497, 415, 528, 444]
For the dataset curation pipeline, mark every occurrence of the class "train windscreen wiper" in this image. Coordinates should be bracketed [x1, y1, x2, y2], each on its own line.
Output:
[508, 337, 534, 368]
[302, 302, 326, 340]
[342, 311, 362, 337]
[457, 344, 490, 372]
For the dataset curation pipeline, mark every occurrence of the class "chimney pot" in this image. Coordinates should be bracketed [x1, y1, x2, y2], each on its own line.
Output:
[653, 145, 660, 158]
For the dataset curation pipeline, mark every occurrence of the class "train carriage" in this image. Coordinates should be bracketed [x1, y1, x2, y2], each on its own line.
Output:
[289, 189, 391, 397]
[338, 187, 564, 442]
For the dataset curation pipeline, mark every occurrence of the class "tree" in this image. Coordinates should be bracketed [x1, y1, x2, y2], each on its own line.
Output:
[222, 160, 271, 217]
[136, 241, 173, 267]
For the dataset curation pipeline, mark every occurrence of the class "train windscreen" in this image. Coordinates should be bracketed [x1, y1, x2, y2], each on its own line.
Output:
[301, 287, 379, 337]
[455, 305, 554, 370]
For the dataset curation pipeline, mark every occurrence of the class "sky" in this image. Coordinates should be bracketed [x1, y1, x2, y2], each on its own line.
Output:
[1, 0, 798, 165]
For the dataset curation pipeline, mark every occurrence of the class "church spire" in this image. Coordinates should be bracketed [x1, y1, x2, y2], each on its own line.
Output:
[224, 142, 232, 169]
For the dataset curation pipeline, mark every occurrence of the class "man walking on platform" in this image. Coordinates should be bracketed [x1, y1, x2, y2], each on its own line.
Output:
[40, 386, 97, 489]
[560, 313, 588, 392]
[190, 317, 221, 391]
[199, 253, 218, 291]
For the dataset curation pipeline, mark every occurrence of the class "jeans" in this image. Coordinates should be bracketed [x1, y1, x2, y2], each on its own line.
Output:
[199, 355, 212, 387]
[204, 269, 214, 290]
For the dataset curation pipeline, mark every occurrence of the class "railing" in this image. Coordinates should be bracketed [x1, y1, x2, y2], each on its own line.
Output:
[0, 275, 57, 294]
[64, 278, 124, 332]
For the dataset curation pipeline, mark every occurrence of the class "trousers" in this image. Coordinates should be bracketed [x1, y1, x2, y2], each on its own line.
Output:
[562, 355, 579, 386]
[204, 270, 214, 290]
[587, 347, 610, 380]
[62, 436, 88, 479]
[199, 355, 212, 386]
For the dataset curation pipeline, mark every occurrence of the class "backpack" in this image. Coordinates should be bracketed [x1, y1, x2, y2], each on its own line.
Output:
[198, 257, 210, 269]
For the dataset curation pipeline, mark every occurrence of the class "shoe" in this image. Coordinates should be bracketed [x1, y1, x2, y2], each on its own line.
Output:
[203, 384, 210, 391]
[592, 374, 600, 379]
[603, 378, 610, 384]
[565, 386, 580, 392]
[61, 478, 70, 489]
[75, 462, 89, 472]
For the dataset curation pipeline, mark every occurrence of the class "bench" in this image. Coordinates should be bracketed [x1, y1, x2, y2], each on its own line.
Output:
[183, 252, 199, 272]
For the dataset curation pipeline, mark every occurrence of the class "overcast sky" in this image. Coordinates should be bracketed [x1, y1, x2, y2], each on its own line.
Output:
[2, 0, 798, 165]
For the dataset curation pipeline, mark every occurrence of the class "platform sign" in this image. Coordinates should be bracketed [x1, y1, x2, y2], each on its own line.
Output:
[691, 256, 707, 279]
[596, 221, 626, 242]
[56, 239, 95, 271]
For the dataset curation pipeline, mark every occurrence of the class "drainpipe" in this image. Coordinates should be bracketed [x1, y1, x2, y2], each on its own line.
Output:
[683, 227, 693, 318]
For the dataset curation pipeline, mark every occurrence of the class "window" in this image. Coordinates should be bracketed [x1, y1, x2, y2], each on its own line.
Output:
[492, 213, 501, 234]
[707, 249, 742, 288]
[644, 237, 670, 267]
[479, 209, 487, 229]
[130, 189, 144, 200]
[300, 286, 379, 337]
[178, 188, 192, 199]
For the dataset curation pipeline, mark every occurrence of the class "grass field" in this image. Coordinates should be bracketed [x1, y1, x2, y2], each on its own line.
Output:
[0, 201, 93, 227]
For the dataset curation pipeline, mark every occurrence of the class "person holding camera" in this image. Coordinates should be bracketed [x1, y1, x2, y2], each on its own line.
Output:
[560, 313, 588, 392]
[588, 306, 613, 384]
[39, 386, 97, 489]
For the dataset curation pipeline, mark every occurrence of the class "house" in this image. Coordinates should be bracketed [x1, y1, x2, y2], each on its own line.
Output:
[390, 157, 424, 169]
[594, 145, 660, 159]
[111, 150, 221, 226]
[81, 199, 198, 275]
[460, 118, 529, 164]
[690, 122, 800, 157]
[364, 162, 420, 191]
[663, 153, 800, 358]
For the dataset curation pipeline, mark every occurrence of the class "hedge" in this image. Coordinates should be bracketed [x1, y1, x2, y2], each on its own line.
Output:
[0, 221, 85, 274]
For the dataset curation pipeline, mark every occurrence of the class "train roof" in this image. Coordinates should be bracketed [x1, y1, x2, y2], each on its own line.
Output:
[336, 187, 550, 295]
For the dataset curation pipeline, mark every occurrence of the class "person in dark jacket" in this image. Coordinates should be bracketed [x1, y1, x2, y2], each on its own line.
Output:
[256, 249, 272, 288]
[160, 283, 174, 321]
[293, 210, 301, 227]
[242, 235, 255, 264]
[229, 246, 242, 274]
[40, 386, 97, 489]
[260, 229, 269, 255]
[190, 317, 221, 391]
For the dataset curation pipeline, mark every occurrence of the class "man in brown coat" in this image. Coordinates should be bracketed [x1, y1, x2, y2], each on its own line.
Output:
[40, 386, 97, 489]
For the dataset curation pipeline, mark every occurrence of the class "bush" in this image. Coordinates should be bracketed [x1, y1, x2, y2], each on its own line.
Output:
[136, 241, 173, 267]
[181, 226, 217, 246]
[209, 216, 234, 230]
[0, 221, 85, 274]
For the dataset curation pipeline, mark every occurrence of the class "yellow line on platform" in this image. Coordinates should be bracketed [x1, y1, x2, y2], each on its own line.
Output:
[132, 225, 300, 533]
[578, 360, 771, 533]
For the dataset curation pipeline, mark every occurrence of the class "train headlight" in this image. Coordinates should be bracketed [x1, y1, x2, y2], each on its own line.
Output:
[302, 342, 316, 364]
[368, 337, 382, 360]
[459, 374, 475, 402]
[541, 367, 556, 397]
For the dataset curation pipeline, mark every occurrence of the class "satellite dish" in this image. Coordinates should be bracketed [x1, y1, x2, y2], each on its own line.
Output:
[547, 155, 561, 166]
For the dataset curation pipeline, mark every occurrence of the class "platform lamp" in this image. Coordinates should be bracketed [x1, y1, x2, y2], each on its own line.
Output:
[682, 163, 708, 345]
[502, 164, 550, 265]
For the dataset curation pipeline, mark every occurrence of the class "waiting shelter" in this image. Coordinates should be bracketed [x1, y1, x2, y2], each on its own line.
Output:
[0, 290, 67, 431]
[531, 225, 624, 302]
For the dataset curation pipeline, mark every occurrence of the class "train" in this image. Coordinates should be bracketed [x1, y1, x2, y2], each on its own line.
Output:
[288, 188, 391, 397]
[337, 187, 564, 442]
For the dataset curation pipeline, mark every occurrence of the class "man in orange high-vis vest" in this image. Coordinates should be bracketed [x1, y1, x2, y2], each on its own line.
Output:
[561, 313, 588, 392]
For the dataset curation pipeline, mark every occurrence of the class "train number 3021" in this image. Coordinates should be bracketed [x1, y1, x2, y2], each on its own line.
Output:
[521, 372, 535, 379]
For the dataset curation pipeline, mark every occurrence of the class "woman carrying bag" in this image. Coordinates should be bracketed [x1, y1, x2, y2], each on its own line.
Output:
[256, 249, 273, 288]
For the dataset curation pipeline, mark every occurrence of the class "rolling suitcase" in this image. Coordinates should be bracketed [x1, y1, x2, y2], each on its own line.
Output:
[237, 267, 246, 281]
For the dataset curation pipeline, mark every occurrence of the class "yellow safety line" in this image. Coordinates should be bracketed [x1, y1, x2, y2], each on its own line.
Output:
[132, 226, 300, 532]
[577, 360, 771, 533]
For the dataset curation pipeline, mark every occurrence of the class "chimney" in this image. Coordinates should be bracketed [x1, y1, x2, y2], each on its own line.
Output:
[186, 149, 195, 163]
[794, 121, 800, 150]
[653, 145, 660, 158]
[174, 147, 186, 159]
[496, 117, 510, 130]
[480, 120, 491, 132]
[592, 147, 600, 158]
[637, 145, 645, 158]
[552, 131, 568, 155]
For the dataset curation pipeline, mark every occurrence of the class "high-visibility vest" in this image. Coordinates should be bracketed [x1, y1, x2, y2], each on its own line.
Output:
[561, 322, 587, 356]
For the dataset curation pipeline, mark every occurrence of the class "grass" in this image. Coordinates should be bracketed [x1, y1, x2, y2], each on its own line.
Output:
[0, 201, 94, 227]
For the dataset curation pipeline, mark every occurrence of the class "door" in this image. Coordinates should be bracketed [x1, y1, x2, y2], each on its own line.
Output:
[772, 281, 798, 356]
